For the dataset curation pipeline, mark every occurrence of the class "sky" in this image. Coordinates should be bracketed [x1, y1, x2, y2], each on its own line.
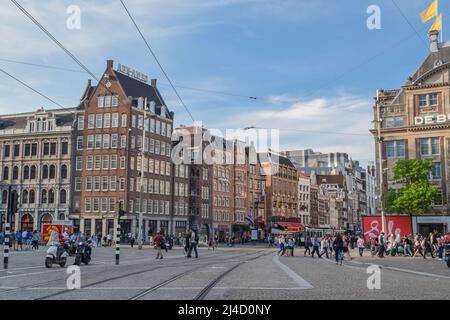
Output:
[0, 0, 445, 166]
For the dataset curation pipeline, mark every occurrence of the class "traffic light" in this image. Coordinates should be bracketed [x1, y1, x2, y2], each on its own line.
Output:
[7, 190, 19, 215]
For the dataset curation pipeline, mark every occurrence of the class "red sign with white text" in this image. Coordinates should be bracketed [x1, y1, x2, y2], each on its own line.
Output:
[362, 216, 412, 241]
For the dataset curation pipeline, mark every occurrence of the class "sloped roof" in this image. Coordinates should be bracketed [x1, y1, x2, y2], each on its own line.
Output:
[410, 45, 450, 84]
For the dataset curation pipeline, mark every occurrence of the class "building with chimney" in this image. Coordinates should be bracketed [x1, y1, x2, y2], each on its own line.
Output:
[372, 30, 450, 234]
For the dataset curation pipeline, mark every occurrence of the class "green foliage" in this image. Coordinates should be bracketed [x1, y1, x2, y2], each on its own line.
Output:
[387, 159, 438, 216]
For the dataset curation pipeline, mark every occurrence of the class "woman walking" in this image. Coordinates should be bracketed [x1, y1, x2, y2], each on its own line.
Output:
[304, 236, 312, 256]
[333, 234, 344, 265]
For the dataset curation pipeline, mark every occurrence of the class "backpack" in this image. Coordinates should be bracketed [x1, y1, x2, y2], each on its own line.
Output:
[194, 232, 199, 242]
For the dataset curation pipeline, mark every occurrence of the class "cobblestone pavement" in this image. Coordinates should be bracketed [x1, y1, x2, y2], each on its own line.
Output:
[0, 245, 449, 300]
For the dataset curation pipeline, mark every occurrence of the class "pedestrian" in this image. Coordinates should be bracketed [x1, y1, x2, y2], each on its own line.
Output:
[32, 230, 39, 250]
[184, 232, 190, 257]
[437, 234, 444, 261]
[107, 233, 112, 246]
[130, 234, 135, 248]
[320, 236, 329, 259]
[187, 229, 199, 258]
[333, 234, 344, 265]
[404, 235, 413, 257]
[357, 236, 365, 257]
[378, 232, 386, 258]
[153, 231, 163, 259]
[278, 236, 286, 256]
[311, 236, 322, 258]
[423, 233, 435, 259]
[304, 236, 312, 256]
[343, 234, 352, 260]
[97, 233, 102, 247]
[16, 231, 23, 251]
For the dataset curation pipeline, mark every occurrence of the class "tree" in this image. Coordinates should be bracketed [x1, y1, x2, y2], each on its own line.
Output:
[387, 159, 438, 216]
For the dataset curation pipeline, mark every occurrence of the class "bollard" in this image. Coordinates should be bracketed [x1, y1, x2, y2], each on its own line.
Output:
[115, 225, 120, 265]
[3, 223, 10, 269]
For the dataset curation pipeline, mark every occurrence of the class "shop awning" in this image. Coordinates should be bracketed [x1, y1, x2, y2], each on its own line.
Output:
[275, 222, 305, 233]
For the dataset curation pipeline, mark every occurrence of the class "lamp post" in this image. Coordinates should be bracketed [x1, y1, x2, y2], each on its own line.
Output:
[376, 90, 386, 234]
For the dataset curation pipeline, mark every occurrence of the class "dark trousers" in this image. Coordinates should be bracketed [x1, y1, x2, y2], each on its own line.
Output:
[378, 245, 385, 257]
[335, 249, 343, 264]
[358, 247, 364, 257]
[311, 246, 321, 257]
[304, 246, 311, 255]
[187, 242, 198, 258]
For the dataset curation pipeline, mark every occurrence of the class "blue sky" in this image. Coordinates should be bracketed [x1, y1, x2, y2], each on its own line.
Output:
[0, 0, 445, 165]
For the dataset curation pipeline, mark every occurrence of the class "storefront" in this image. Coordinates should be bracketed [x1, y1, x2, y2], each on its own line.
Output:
[412, 216, 450, 235]
[214, 223, 230, 242]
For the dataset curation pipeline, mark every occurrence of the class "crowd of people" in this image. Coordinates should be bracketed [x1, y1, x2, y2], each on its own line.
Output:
[0, 229, 42, 251]
[273, 230, 450, 265]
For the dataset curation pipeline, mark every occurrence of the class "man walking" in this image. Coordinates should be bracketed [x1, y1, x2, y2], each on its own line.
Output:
[311, 236, 322, 258]
[378, 232, 386, 258]
[357, 236, 365, 257]
[154, 231, 163, 259]
[187, 229, 199, 258]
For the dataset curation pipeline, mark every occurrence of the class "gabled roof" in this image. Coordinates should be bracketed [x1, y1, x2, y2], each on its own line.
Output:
[410, 45, 450, 85]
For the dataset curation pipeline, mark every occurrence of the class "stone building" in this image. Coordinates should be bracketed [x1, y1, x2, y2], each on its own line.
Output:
[0, 107, 79, 232]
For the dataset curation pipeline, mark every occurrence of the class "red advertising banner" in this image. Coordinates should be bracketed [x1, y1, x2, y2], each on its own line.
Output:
[42, 224, 73, 242]
[362, 216, 412, 241]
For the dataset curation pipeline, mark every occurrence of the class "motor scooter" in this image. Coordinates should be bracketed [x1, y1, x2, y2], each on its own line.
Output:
[74, 240, 92, 265]
[45, 242, 68, 268]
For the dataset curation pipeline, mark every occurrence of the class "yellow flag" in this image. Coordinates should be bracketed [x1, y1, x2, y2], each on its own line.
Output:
[430, 13, 442, 32]
[421, 0, 438, 24]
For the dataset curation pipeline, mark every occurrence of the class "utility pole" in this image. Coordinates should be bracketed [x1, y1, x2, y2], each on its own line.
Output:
[376, 90, 386, 234]
[138, 97, 147, 250]
[4, 187, 18, 269]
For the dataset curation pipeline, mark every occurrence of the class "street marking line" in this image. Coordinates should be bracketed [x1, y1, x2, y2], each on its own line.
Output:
[272, 255, 314, 289]
[0, 270, 59, 279]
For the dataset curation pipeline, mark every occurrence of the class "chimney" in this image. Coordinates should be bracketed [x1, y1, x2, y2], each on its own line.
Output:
[429, 30, 440, 52]
[107, 59, 114, 69]
[151, 79, 157, 87]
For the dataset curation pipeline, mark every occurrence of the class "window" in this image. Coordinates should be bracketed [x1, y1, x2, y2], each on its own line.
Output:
[24, 144, 31, 156]
[395, 117, 404, 128]
[86, 176, 92, 191]
[86, 156, 93, 170]
[41, 190, 47, 204]
[110, 176, 116, 191]
[112, 95, 119, 107]
[110, 155, 117, 169]
[23, 166, 30, 180]
[43, 143, 50, 155]
[94, 176, 100, 191]
[112, 113, 119, 128]
[420, 138, 440, 156]
[111, 134, 118, 148]
[87, 135, 94, 149]
[120, 135, 127, 148]
[30, 166, 36, 179]
[386, 140, 405, 159]
[94, 155, 101, 170]
[429, 93, 438, 106]
[121, 113, 127, 127]
[96, 114, 103, 128]
[103, 134, 110, 149]
[61, 142, 68, 155]
[98, 96, 104, 108]
[29, 190, 35, 204]
[3, 145, 10, 157]
[432, 162, 441, 179]
[85, 198, 91, 212]
[61, 164, 68, 179]
[102, 155, 109, 170]
[49, 165, 56, 179]
[103, 113, 111, 128]
[93, 198, 99, 212]
[132, 115, 136, 128]
[48, 190, 55, 204]
[50, 143, 56, 155]
[88, 114, 95, 128]
[74, 156, 82, 172]
[156, 120, 161, 135]
[419, 95, 427, 107]
[95, 135, 102, 149]
[105, 96, 111, 108]
[120, 177, 125, 191]
[130, 178, 134, 192]
[75, 177, 81, 191]
[102, 176, 108, 191]
[120, 156, 126, 169]
[60, 189, 67, 204]
[131, 136, 135, 149]
[149, 139, 154, 153]
[109, 198, 115, 212]
[31, 143, 37, 156]
[13, 145, 20, 157]
[77, 115, 84, 130]
[77, 136, 83, 150]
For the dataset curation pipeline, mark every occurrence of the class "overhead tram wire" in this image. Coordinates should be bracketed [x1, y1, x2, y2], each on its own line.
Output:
[248, 9, 442, 128]
[10, 0, 129, 108]
[119, 0, 195, 123]
[0, 66, 75, 114]
[244, 126, 371, 137]
[0, 58, 261, 101]
[390, 0, 430, 51]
